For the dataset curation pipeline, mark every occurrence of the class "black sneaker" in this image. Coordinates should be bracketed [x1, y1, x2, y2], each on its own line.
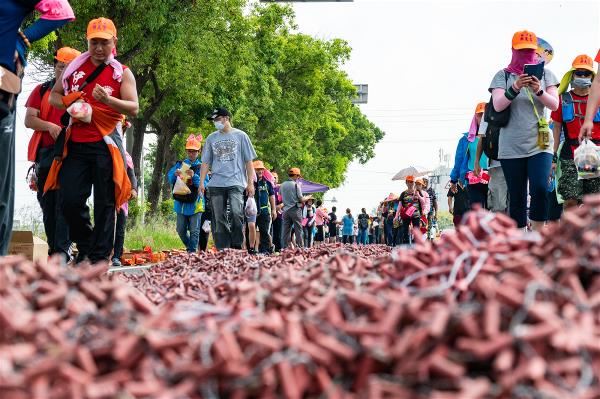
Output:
[75, 253, 89, 264]
[248, 248, 257, 255]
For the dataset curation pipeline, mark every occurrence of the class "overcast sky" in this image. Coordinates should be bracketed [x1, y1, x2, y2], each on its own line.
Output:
[12, 0, 600, 220]
[290, 0, 600, 213]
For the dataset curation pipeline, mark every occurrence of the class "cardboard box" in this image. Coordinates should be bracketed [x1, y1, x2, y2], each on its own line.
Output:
[8, 231, 49, 262]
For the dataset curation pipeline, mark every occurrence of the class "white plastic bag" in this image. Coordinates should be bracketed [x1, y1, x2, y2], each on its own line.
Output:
[574, 139, 600, 180]
[67, 100, 92, 123]
[245, 197, 257, 217]
[173, 176, 191, 195]
[202, 220, 211, 233]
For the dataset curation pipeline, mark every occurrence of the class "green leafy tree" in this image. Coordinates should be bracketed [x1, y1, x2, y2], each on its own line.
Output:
[29, 0, 384, 215]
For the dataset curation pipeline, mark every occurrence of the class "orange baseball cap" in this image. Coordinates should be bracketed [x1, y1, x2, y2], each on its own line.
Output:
[595, 49, 600, 63]
[405, 175, 415, 182]
[475, 102, 487, 114]
[512, 30, 537, 50]
[572, 54, 594, 72]
[87, 17, 117, 40]
[55, 47, 81, 63]
[288, 167, 302, 177]
[253, 160, 266, 170]
[185, 134, 202, 151]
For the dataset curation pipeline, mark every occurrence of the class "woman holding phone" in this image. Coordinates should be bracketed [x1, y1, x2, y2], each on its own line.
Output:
[488, 30, 559, 230]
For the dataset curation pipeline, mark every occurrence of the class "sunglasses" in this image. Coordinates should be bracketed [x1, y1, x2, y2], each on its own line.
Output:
[574, 70, 593, 77]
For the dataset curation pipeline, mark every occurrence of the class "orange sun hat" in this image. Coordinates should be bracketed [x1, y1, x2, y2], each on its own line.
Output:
[185, 134, 202, 151]
[55, 47, 81, 63]
[475, 102, 487, 114]
[572, 54, 595, 72]
[87, 17, 117, 40]
[288, 167, 302, 177]
[512, 30, 538, 50]
[253, 160, 266, 170]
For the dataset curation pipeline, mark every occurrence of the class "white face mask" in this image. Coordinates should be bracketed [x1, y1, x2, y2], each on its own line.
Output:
[214, 120, 225, 131]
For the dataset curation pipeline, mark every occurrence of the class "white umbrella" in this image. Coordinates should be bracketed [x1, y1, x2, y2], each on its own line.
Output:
[392, 166, 431, 181]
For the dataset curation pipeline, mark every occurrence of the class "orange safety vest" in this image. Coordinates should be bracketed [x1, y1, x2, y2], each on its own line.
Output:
[26, 86, 53, 162]
[43, 92, 131, 209]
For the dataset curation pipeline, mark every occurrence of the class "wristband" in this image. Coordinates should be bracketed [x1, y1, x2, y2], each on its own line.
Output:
[505, 86, 519, 100]
[536, 89, 544, 97]
[552, 153, 558, 163]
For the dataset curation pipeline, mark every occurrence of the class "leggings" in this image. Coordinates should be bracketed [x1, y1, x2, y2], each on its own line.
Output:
[500, 152, 552, 228]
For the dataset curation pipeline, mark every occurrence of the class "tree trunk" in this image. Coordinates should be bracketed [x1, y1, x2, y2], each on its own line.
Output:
[148, 118, 180, 214]
[162, 146, 177, 201]
[130, 119, 147, 185]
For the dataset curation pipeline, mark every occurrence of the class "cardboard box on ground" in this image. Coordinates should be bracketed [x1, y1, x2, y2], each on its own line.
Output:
[8, 231, 49, 262]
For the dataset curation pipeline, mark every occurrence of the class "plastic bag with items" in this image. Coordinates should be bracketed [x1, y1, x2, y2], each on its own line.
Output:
[173, 176, 191, 195]
[245, 197, 257, 217]
[66, 100, 92, 123]
[202, 220, 211, 233]
[574, 139, 600, 180]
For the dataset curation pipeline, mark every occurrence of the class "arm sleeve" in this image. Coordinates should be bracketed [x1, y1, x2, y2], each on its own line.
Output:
[35, 0, 75, 20]
[489, 70, 512, 112]
[201, 140, 213, 167]
[190, 171, 201, 187]
[295, 183, 303, 201]
[550, 97, 563, 123]
[241, 133, 258, 163]
[22, 18, 71, 43]
[25, 85, 42, 110]
[127, 165, 138, 190]
[450, 136, 467, 182]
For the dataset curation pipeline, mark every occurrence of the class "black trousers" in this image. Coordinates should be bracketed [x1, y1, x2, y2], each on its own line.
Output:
[256, 211, 273, 253]
[37, 150, 71, 257]
[400, 217, 421, 244]
[272, 215, 282, 251]
[0, 109, 15, 255]
[59, 141, 115, 263]
[198, 211, 210, 251]
[113, 209, 126, 259]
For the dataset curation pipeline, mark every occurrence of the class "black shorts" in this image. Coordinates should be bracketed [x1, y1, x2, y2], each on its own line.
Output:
[315, 225, 324, 241]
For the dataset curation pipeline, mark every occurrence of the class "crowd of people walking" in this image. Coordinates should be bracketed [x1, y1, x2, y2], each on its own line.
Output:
[1, 3, 600, 262]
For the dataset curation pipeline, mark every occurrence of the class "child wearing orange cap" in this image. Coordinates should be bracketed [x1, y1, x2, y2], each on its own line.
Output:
[552, 54, 600, 209]
[167, 135, 205, 252]
[24, 46, 81, 262]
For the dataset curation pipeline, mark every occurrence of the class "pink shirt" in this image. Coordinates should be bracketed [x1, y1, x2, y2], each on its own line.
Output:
[315, 207, 328, 226]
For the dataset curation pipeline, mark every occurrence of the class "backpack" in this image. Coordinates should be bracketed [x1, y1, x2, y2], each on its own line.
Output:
[172, 161, 201, 203]
[482, 71, 510, 160]
[359, 214, 369, 229]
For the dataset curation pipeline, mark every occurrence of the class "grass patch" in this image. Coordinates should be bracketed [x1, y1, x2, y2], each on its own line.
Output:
[124, 218, 184, 251]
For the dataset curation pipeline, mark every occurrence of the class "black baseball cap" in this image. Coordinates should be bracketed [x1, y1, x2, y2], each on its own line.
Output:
[206, 107, 231, 121]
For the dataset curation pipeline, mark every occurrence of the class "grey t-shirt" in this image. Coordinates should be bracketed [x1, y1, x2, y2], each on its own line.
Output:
[280, 179, 303, 212]
[489, 69, 559, 159]
[202, 128, 257, 188]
